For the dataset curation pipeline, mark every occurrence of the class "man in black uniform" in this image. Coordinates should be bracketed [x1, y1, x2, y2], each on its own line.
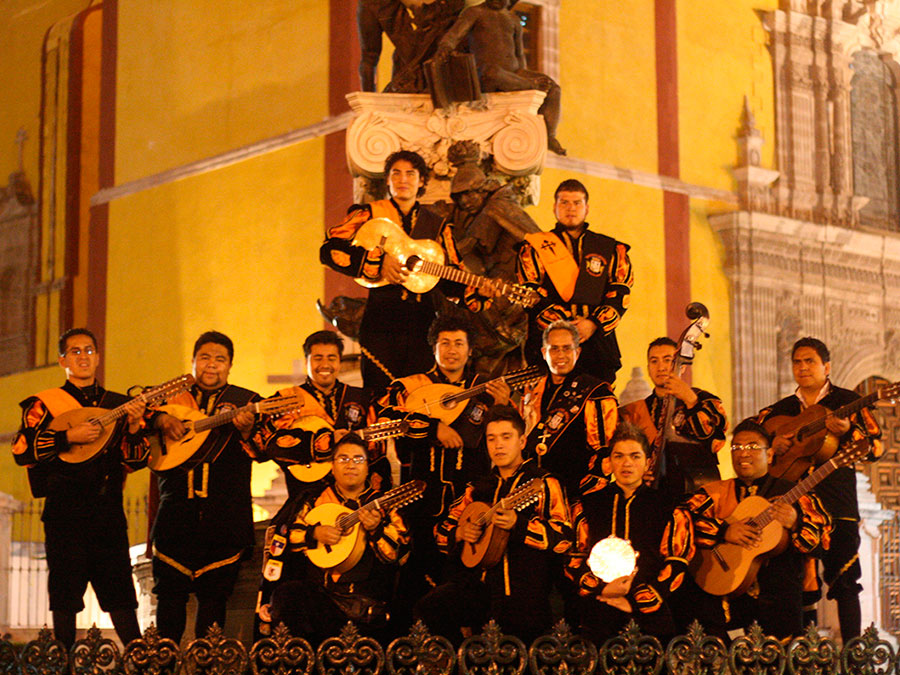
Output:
[517, 179, 633, 385]
[757, 337, 882, 641]
[253, 330, 390, 497]
[620, 337, 727, 506]
[12, 328, 148, 648]
[320, 150, 486, 390]
[149, 331, 262, 643]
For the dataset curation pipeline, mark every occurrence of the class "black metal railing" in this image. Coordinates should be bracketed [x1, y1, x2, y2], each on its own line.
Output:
[0, 618, 895, 675]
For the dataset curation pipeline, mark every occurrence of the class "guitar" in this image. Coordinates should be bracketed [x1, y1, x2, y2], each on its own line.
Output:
[457, 477, 543, 569]
[765, 381, 899, 482]
[690, 438, 871, 596]
[645, 302, 710, 491]
[305, 480, 426, 571]
[51, 374, 195, 463]
[286, 418, 410, 483]
[148, 395, 305, 471]
[403, 366, 543, 426]
[351, 217, 540, 307]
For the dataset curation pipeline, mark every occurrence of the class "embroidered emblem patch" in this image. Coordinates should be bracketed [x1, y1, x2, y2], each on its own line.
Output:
[547, 409, 570, 431]
[344, 403, 364, 425]
[585, 253, 607, 277]
[468, 403, 487, 424]
[330, 250, 352, 268]
[263, 558, 283, 581]
[270, 534, 287, 557]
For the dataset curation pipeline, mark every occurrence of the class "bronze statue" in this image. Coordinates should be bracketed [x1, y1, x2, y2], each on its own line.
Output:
[434, 0, 565, 154]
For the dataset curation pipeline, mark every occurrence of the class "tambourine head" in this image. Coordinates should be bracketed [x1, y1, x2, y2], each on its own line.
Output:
[588, 536, 636, 582]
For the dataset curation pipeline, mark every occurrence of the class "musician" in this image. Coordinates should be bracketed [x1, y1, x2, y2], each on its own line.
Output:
[666, 418, 832, 639]
[149, 331, 263, 643]
[378, 314, 509, 624]
[566, 423, 675, 645]
[320, 150, 487, 390]
[252, 330, 391, 496]
[415, 405, 572, 643]
[520, 320, 618, 499]
[620, 337, 726, 506]
[516, 179, 633, 385]
[257, 433, 409, 644]
[756, 337, 882, 641]
[11, 328, 148, 648]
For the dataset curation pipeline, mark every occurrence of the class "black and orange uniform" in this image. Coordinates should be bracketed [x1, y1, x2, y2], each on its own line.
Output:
[516, 224, 633, 384]
[12, 381, 149, 616]
[757, 382, 881, 639]
[321, 198, 486, 390]
[150, 382, 264, 642]
[251, 380, 392, 497]
[620, 389, 727, 506]
[416, 458, 572, 643]
[256, 482, 410, 643]
[520, 372, 618, 499]
[669, 475, 831, 639]
[567, 482, 676, 644]
[378, 365, 494, 621]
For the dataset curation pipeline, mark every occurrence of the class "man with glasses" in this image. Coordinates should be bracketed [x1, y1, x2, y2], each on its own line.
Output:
[662, 418, 831, 639]
[520, 320, 618, 499]
[256, 433, 409, 643]
[12, 328, 154, 648]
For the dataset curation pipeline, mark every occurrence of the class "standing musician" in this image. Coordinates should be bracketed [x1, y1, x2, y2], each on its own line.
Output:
[415, 405, 572, 643]
[378, 314, 510, 622]
[566, 423, 676, 645]
[320, 150, 489, 390]
[251, 330, 390, 497]
[11, 328, 152, 648]
[756, 337, 881, 641]
[149, 331, 263, 643]
[520, 320, 618, 499]
[620, 337, 727, 506]
[256, 433, 409, 644]
[666, 418, 832, 640]
[516, 179, 633, 385]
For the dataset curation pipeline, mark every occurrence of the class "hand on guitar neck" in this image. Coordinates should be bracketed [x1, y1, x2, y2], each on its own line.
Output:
[314, 504, 384, 545]
[456, 507, 517, 543]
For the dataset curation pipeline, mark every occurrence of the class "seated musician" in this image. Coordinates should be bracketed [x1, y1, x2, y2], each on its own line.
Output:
[320, 150, 489, 390]
[520, 320, 618, 499]
[378, 313, 509, 625]
[664, 418, 832, 640]
[415, 405, 572, 643]
[12, 328, 152, 648]
[620, 336, 727, 506]
[250, 330, 390, 496]
[756, 337, 881, 641]
[566, 422, 675, 645]
[256, 433, 409, 643]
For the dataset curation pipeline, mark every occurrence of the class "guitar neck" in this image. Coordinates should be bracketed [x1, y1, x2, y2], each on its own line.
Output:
[477, 479, 540, 526]
[440, 368, 542, 407]
[96, 380, 190, 427]
[800, 390, 878, 437]
[341, 482, 422, 530]
[751, 459, 839, 529]
[414, 259, 499, 293]
[360, 420, 406, 442]
[193, 402, 256, 433]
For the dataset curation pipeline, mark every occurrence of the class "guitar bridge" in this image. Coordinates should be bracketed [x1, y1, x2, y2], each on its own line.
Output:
[712, 546, 729, 571]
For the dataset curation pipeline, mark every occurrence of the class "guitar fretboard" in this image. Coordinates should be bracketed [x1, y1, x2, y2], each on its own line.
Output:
[798, 390, 881, 439]
[475, 478, 542, 527]
[440, 367, 543, 406]
[95, 377, 191, 428]
[336, 481, 424, 530]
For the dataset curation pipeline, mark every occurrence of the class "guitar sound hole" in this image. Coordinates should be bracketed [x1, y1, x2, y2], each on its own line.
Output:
[440, 395, 457, 410]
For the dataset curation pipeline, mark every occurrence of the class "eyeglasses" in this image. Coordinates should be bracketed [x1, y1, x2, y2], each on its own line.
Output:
[334, 455, 367, 465]
[730, 443, 768, 454]
[64, 347, 96, 357]
[547, 344, 576, 354]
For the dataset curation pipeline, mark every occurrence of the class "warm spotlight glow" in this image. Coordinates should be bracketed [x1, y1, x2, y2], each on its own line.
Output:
[587, 536, 636, 582]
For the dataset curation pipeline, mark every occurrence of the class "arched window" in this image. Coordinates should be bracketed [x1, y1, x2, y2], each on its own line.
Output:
[851, 51, 900, 231]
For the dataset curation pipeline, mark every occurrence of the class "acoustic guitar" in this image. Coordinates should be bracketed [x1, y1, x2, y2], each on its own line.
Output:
[403, 366, 543, 426]
[305, 479, 426, 571]
[351, 217, 540, 307]
[689, 438, 871, 596]
[458, 477, 543, 569]
[51, 374, 195, 464]
[148, 395, 305, 471]
[286, 418, 410, 483]
[765, 381, 899, 481]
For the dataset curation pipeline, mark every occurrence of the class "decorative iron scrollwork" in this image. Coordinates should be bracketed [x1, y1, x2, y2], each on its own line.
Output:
[70, 625, 121, 675]
[527, 619, 596, 675]
[840, 624, 894, 675]
[249, 623, 314, 675]
[458, 620, 525, 675]
[665, 620, 726, 675]
[0, 634, 21, 675]
[385, 620, 454, 675]
[785, 623, 838, 675]
[182, 624, 248, 675]
[123, 624, 180, 675]
[21, 627, 67, 675]
[316, 622, 384, 675]
[727, 622, 785, 675]
[600, 620, 663, 675]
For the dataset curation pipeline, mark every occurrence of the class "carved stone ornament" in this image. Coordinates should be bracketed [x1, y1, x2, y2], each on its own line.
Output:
[345, 91, 548, 205]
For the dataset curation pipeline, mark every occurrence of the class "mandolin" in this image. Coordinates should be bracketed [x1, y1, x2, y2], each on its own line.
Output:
[765, 381, 899, 482]
[403, 366, 543, 426]
[690, 438, 870, 596]
[351, 217, 540, 307]
[305, 480, 426, 571]
[286, 418, 410, 483]
[148, 395, 305, 472]
[51, 374, 195, 463]
[457, 477, 543, 569]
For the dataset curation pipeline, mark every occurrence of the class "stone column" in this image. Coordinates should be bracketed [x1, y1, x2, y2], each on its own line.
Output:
[0, 491, 24, 630]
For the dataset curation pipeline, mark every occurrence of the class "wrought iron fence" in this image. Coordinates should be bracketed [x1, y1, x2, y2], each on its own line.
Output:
[0, 618, 895, 675]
